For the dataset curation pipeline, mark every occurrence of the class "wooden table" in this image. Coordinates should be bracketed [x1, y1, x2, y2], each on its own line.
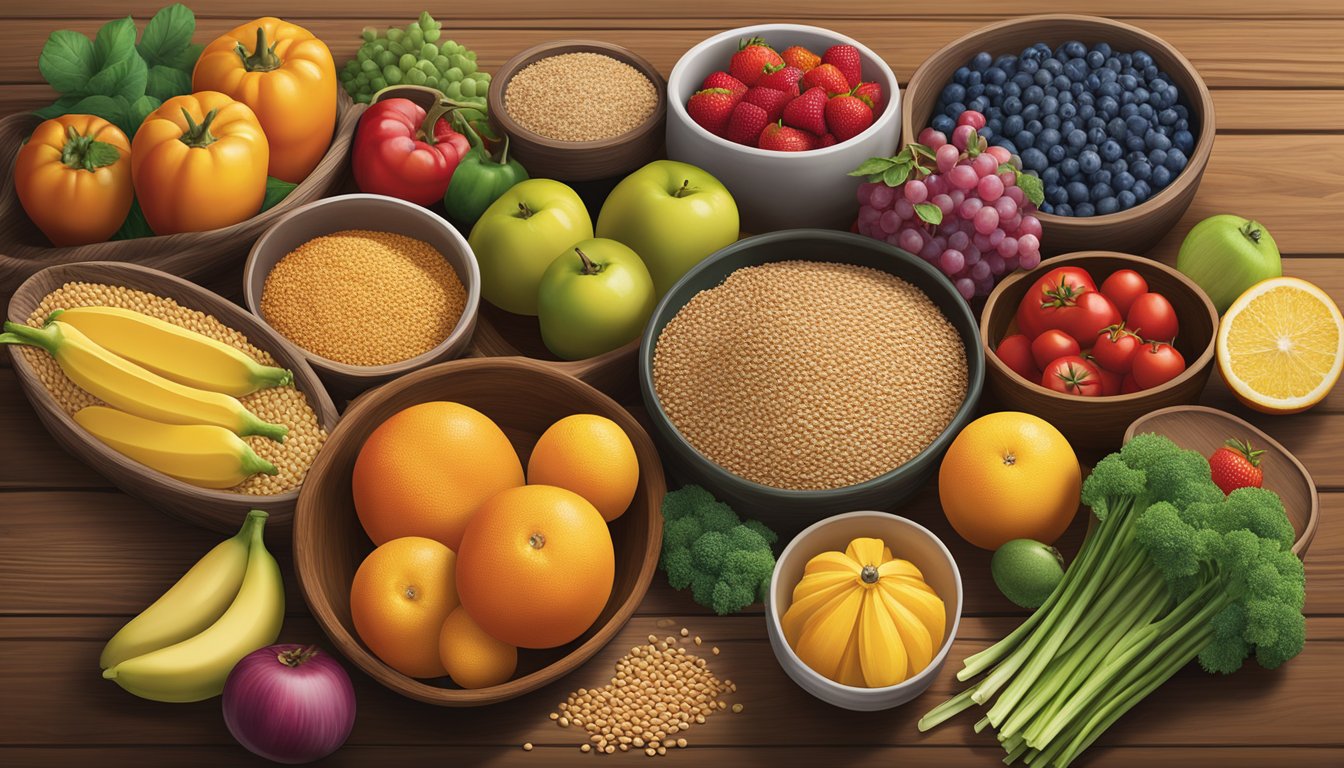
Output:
[1, 1, 1341, 766]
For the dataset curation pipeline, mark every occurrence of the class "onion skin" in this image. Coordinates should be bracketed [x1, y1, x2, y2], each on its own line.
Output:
[222, 644, 356, 764]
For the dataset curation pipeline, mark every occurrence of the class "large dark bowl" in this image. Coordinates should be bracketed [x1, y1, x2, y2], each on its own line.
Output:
[638, 230, 984, 526]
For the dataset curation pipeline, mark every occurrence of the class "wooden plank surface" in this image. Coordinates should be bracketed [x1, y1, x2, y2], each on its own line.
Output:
[0, 0, 1340, 765]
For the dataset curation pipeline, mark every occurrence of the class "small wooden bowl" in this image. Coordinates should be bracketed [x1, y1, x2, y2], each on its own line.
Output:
[1124, 406, 1319, 556]
[981, 251, 1218, 454]
[292, 357, 665, 706]
[902, 15, 1215, 256]
[5, 262, 341, 533]
[487, 40, 667, 182]
[0, 90, 362, 296]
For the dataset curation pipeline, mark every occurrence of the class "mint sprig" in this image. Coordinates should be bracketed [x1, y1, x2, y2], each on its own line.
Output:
[848, 143, 937, 186]
[997, 161, 1045, 207]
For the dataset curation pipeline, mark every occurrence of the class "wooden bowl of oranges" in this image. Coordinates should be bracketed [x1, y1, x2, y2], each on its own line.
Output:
[293, 357, 665, 705]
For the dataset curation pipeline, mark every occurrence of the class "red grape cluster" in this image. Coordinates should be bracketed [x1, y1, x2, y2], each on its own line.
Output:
[855, 110, 1044, 299]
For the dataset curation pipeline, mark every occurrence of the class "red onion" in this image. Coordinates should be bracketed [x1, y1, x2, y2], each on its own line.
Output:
[222, 644, 356, 764]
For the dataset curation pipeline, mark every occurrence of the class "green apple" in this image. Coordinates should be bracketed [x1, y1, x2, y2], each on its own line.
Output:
[468, 178, 593, 315]
[595, 160, 738, 298]
[537, 238, 655, 361]
[1177, 215, 1282, 314]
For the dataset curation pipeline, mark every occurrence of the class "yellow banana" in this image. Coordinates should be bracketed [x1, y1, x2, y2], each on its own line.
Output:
[51, 306, 292, 397]
[103, 510, 284, 703]
[0, 320, 286, 441]
[74, 406, 277, 489]
[100, 511, 262, 669]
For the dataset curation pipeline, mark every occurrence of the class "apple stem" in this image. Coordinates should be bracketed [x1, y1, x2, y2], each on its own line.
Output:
[575, 248, 603, 275]
[1241, 220, 1262, 244]
[673, 179, 695, 198]
[515, 202, 534, 219]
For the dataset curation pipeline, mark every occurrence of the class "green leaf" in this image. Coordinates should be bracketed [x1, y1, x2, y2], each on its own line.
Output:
[882, 164, 911, 188]
[1017, 171, 1045, 207]
[111, 198, 155, 241]
[998, 162, 1017, 177]
[83, 140, 124, 169]
[127, 94, 161, 130]
[848, 157, 895, 177]
[914, 202, 944, 226]
[145, 64, 191, 101]
[68, 94, 132, 136]
[39, 30, 97, 95]
[32, 96, 82, 120]
[261, 177, 297, 213]
[93, 16, 138, 70]
[87, 55, 147, 101]
[138, 3, 199, 70]
[910, 142, 936, 160]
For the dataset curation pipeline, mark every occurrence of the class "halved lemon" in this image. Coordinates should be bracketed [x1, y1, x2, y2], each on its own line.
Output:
[1216, 276, 1344, 413]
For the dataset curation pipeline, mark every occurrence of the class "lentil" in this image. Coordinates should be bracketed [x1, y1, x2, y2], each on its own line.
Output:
[652, 261, 968, 490]
[522, 742, 533, 752]
[260, 230, 466, 367]
[22, 282, 326, 494]
[504, 52, 657, 142]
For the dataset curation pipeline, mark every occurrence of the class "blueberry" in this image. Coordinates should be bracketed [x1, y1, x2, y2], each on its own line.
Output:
[1046, 144, 1067, 163]
[1022, 147, 1048, 171]
[972, 51, 993, 71]
[978, 125, 995, 140]
[1175, 118, 1189, 132]
[1043, 58, 1064, 76]
[1061, 158, 1082, 179]
[1038, 127, 1062, 146]
[1005, 82, 1022, 98]
[1146, 131, 1171, 151]
[1131, 160, 1152, 181]
[1120, 102, 1139, 119]
[985, 84, 1003, 99]
[1055, 202, 1074, 216]
[1034, 69, 1054, 87]
[1066, 129, 1087, 148]
[1077, 104, 1096, 122]
[1126, 115, 1149, 134]
[1094, 42, 1113, 57]
[1024, 85, 1044, 104]
[1133, 179, 1151, 202]
[1041, 95, 1059, 114]
[1090, 182, 1113, 199]
[967, 83, 984, 98]
[1088, 127, 1108, 145]
[1053, 74, 1072, 91]
[1150, 165, 1172, 189]
[931, 114, 955, 134]
[1063, 40, 1087, 59]
[1041, 166, 1060, 186]
[1022, 104, 1041, 121]
[947, 102, 967, 117]
[1015, 130, 1036, 148]
[1070, 81, 1085, 97]
[1077, 91, 1095, 106]
[996, 138, 1019, 155]
[996, 54, 1017, 70]
[1096, 196, 1119, 215]
[1114, 171, 1136, 191]
[1091, 169, 1113, 186]
[1111, 158, 1128, 174]
[969, 96, 989, 113]
[967, 71, 983, 87]
[1059, 102, 1078, 119]
[1137, 103, 1155, 120]
[1165, 147, 1187, 171]
[1148, 89, 1165, 107]
[1013, 72, 1034, 88]
[1065, 58, 1088, 81]
[1019, 58, 1039, 75]
[941, 83, 967, 103]
[1097, 95, 1119, 118]
[1106, 57, 1123, 73]
[987, 116, 1003, 133]
[1075, 202, 1096, 217]
[987, 66, 1008, 85]
[1061, 119, 1077, 135]
[1117, 190, 1137, 209]
[1026, 118, 1043, 133]
[1099, 68, 1118, 84]
[1149, 148, 1168, 167]
[1125, 134, 1147, 152]
[1043, 114, 1061, 130]
[1143, 65, 1160, 80]
[1058, 89, 1074, 104]
[1086, 50, 1105, 69]
[1100, 139, 1123, 162]
[1079, 150, 1102, 174]
[1133, 50, 1154, 69]
[1047, 185, 1068, 205]
[1004, 114, 1025, 136]
[1173, 129, 1195, 153]
[1039, 201, 1054, 214]
[954, 66, 971, 84]
[1002, 96, 1023, 115]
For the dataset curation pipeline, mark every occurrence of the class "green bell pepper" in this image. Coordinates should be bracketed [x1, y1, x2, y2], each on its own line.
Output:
[444, 112, 528, 229]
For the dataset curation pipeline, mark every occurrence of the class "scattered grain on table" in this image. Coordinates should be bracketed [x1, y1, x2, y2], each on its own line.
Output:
[652, 260, 968, 490]
[260, 230, 466, 367]
[22, 282, 327, 494]
[504, 52, 657, 142]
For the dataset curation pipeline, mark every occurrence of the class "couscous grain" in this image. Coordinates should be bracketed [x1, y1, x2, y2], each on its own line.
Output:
[504, 52, 657, 142]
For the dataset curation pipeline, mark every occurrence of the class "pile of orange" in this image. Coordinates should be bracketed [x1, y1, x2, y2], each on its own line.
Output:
[347, 403, 640, 689]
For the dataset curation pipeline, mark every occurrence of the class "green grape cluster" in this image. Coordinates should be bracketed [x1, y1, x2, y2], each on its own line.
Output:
[339, 12, 491, 106]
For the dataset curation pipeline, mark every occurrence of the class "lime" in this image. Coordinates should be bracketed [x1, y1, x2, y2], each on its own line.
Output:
[991, 539, 1065, 609]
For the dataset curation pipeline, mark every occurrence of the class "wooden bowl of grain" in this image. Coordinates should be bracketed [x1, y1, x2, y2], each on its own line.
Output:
[486, 40, 667, 182]
[293, 356, 665, 706]
[5, 262, 340, 533]
[639, 229, 985, 525]
[981, 251, 1218, 455]
[243, 194, 481, 401]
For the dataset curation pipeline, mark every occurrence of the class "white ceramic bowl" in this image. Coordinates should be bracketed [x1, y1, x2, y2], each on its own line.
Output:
[765, 510, 963, 711]
[666, 24, 901, 233]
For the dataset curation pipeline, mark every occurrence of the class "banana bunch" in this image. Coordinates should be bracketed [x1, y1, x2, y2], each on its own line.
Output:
[0, 307, 293, 489]
[102, 510, 284, 702]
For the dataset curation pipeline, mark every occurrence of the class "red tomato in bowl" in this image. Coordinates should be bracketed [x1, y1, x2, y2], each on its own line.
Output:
[1015, 266, 1098, 338]
[1127, 293, 1179, 342]
[1121, 373, 1142, 394]
[1031, 329, 1081, 370]
[1092, 325, 1142, 373]
[1100, 269, 1149, 317]
[1041, 355, 1103, 397]
[995, 334, 1040, 382]
[1053, 291, 1122, 346]
[1131, 341, 1186, 388]
[1093, 364, 1122, 396]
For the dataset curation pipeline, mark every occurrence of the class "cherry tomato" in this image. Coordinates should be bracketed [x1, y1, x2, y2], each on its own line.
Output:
[1051, 290, 1122, 345]
[1091, 324, 1142, 374]
[1100, 269, 1149, 317]
[1093, 364, 1122, 396]
[1121, 373, 1142, 394]
[1127, 292, 1179, 342]
[1031, 329, 1081, 370]
[995, 333, 1040, 382]
[1041, 355, 1103, 397]
[1015, 266, 1098, 338]
[1131, 341, 1186, 389]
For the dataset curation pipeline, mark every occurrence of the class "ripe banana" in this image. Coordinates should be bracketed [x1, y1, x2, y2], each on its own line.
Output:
[51, 306, 293, 397]
[100, 511, 262, 669]
[103, 510, 285, 702]
[0, 320, 287, 442]
[74, 406, 278, 489]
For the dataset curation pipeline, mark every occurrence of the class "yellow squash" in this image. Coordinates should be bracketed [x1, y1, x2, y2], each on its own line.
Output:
[193, 17, 336, 183]
[782, 537, 945, 688]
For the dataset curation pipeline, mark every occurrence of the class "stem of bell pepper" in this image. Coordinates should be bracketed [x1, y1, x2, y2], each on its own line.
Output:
[59, 125, 120, 172]
[178, 108, 220, 149]
[235, 26, 282, 72]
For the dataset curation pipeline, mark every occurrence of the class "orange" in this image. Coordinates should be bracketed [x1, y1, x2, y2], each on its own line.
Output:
[352, 401, 524, 550]
[937, 412, 1080, 550]
[439, 605, 517, 689]
[456, 485, 615, 649]
[527, 414, 639, 521]
[350, 536, 458, 678]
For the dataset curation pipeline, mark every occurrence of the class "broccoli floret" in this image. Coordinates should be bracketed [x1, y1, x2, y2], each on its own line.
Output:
[657, 485, 778, 615]
[1080, 454, 1146, 518]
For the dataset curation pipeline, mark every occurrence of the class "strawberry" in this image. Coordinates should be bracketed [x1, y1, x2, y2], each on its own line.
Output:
[742, 86, 793, 123]
[758, 121, 819, 152]
[825, 93, 874, 141]
[780, 45, 821, 72]
[687, 88, 740, 137]
[725, 100, 771, 146]
[701, 70, 747, 98]
[1209, 438, 1265, 495]
[730, 37, 784, 86]
[822, 44, 862, 88]
[818, 133, 838, 148]
[782, 86, 829, 136]
[800, 63, 850, 95]
[757, 65, 803, 97]
[853, 81, 884, 111]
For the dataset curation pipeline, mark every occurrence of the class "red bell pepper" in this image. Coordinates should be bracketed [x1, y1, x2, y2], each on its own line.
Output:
[351, 96, 471, 205]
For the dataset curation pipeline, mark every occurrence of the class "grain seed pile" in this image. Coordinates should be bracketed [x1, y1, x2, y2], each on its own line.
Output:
[23, 282, 327, 495]
[652, 260, 968, 490]
[504, 52, 658, 142]
[544, 629, 739, 756]
[260, 230, 466, 367]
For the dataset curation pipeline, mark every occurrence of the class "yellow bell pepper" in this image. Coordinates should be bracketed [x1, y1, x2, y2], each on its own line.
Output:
[14, 114, 132, 246]
[193, 17, 336, 183]
[131, 91, 269, 235]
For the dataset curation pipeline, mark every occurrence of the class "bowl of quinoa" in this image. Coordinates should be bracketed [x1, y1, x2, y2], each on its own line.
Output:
[640, 229, 984, 523]
[488, 40, 667, 181]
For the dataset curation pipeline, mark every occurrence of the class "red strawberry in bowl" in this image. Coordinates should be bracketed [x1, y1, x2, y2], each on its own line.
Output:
[725, 100, 771, 146]
[730, 37, 784, 86]
[780, 45, 821, 72]
[818, 133, 838, 148]
[742, 86, 793, 123]
[782, 86, 828, 136]
[701, 70, 748, 98]
[853, 81, 884, 111]
[825, 92, 874, 141]
[821, 44, 862, 88]
[758, 121, 819, 152]
[800, 63, 850, 96]
[687, 87, 741, 137]
[757, 65, 803, 97]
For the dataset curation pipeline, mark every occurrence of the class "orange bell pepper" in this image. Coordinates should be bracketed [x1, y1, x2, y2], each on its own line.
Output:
[131, 91, 270, 235]
[193, 17, 336, 183]
[14, 114, 132, 246]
